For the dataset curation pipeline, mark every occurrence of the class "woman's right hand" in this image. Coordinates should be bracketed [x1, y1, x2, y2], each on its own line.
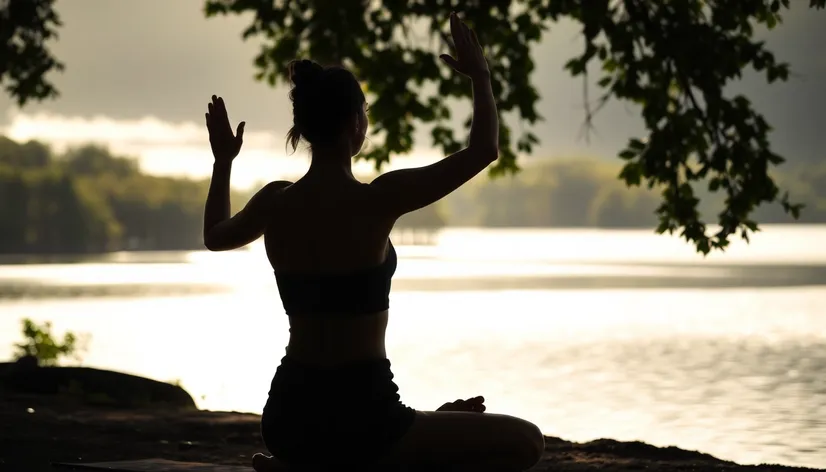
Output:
[205, 95, 245, 163]
[439, 12, 490, 80]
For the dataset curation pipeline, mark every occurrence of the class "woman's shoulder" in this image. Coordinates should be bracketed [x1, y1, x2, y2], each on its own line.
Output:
[258, 180, 294, 199]
[251, 180, 293, 212]
[263, 180, 294, 192]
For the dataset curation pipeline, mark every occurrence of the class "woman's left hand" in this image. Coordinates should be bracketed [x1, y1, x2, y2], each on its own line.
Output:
[205, 95, 245, 162]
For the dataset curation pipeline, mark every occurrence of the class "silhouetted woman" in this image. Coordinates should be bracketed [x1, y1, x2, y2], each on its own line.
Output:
[203, 12, 544, 472]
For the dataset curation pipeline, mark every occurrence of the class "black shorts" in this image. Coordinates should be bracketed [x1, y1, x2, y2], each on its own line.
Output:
[261, 355, 417, 467]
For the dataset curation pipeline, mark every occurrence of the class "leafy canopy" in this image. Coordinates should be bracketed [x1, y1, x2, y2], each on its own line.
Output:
[3, 0, 824, 253]
[0, 0, 63, 106]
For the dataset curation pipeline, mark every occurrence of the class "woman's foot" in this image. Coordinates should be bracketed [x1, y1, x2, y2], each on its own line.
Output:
[252, 453, 286, 472]
[436, 396, 486, 412]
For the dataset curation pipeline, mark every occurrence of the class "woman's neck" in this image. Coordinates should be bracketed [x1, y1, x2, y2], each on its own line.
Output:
[307, 146, 355, 179]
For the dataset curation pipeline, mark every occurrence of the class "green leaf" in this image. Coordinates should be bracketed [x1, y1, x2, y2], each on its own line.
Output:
[628, 138, 646, 151]
[619, 149, 637, 160]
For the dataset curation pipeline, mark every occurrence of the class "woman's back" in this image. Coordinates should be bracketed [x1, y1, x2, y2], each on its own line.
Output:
[264, 175, 393, 275]
[263, 174, 397, 365]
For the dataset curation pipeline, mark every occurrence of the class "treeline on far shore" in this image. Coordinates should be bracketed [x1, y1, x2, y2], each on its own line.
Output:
[439, 157, 826, 228]
[0, 136, 252, 254]
[1, 135, 824, 255]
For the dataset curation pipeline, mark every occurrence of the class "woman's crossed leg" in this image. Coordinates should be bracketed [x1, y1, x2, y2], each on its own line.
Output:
[253, 396, 545, 472]
[378, 407, 545, 471]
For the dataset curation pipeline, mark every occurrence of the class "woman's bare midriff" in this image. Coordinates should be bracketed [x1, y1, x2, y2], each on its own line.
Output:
[285, 310, 389, 365]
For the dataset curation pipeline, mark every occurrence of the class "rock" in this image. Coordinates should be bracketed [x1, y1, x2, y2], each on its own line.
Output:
[14, 355, 39, 371]
[0, 364, 196, 409]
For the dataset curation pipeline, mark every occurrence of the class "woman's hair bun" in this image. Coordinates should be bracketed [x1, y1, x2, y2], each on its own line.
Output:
[289, 59, 324, 87]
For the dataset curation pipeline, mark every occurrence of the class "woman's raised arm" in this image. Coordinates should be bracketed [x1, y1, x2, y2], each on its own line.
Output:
[370, 12, 499, 218]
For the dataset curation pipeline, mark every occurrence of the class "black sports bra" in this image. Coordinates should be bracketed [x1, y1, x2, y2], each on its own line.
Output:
[274, 242, 397, 316]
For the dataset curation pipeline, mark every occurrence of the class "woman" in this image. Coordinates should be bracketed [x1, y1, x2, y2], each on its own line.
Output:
[203, 12, 544, 472]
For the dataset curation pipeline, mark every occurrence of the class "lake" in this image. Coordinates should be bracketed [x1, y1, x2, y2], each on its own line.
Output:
[1, 226, 825, 468]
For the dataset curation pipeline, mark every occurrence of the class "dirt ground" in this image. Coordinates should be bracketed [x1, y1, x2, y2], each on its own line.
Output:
[0, 394, 820, 472]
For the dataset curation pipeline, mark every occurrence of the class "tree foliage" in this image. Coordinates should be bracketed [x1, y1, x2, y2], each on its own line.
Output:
[0, 0, 63, 106]
[2, 1, 824, 253]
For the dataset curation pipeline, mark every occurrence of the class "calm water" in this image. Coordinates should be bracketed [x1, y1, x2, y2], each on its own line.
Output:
[1, 226, 825, 468]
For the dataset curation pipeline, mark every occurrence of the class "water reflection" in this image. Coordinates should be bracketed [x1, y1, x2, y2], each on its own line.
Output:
[0, 281, 229, 300]
[0, 251, 195, 266]
[396, 262, 826, 291]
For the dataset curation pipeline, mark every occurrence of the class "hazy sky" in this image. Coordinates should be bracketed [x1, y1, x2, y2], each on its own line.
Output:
[1, 1, 823, 187]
